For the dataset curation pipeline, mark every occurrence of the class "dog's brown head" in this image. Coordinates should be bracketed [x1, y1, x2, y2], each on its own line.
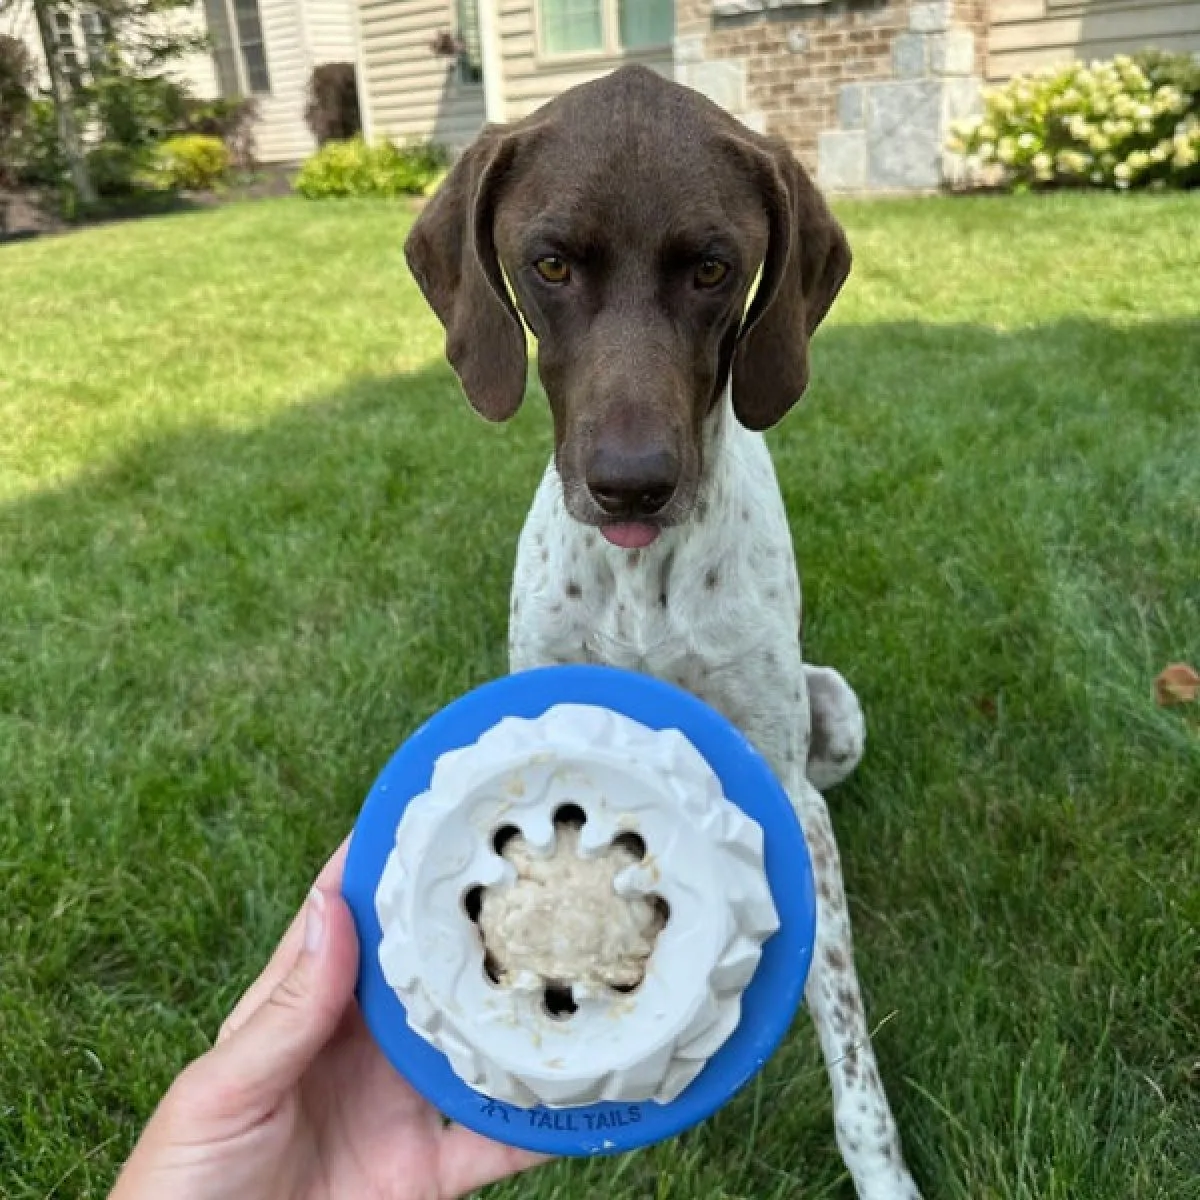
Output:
[405, 65, 850, 547]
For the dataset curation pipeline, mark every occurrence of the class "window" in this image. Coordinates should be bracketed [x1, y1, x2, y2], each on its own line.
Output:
[617, 0, 672, 49]
[456, 0, 483, 84]
[232, 0, 271, 94]
[202, 0, 271, 96]
[53, 9, 83, 89]
[202, 0, 242, 97]
[538, 0, 672, 58]
[80, 10, 112, 75]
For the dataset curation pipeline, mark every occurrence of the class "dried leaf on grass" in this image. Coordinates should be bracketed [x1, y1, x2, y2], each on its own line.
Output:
[1155, 663, 1200, 707]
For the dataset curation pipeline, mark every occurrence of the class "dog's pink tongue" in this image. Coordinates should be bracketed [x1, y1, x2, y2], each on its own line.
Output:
[601, 523, 660, 549]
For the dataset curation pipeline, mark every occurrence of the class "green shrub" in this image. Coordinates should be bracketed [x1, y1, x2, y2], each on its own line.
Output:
[86, 141, 152, 196]
[137, 134, 231, 191]
[0, 34, 34, 187]
[948, 52, 1199, 191]
[87, 73, 191, 151]
[180, 96, 258, 167]
[294, 136, 447, 199]
[12, 98, 67, 189]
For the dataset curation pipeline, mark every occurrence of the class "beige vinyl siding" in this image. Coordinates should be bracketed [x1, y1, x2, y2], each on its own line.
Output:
[306, 0, 360, 61]
[989, 0, 1200, 79]
[166, 3, 220, 99]
[496, 0, 672, 122]
[357, 0, 485, 149]
[251, 0, 318, 161]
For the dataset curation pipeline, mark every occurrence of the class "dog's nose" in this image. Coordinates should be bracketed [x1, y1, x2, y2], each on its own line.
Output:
[586, 446, 679, 517]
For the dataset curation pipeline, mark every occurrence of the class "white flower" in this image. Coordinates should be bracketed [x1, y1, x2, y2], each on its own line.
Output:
[1113, 162, 1131, 182]
[997, 137, 1017, 164]
[1125, 150, 1150, 173]
[1017, 131, 1037, 150]
[1157, 86, 1187, 115]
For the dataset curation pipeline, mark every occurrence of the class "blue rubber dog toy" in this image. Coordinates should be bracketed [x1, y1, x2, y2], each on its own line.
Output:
[342, 665, 816, 1156]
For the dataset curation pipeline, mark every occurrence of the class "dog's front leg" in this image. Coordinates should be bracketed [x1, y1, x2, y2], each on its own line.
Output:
[786, 771, 922, 1200]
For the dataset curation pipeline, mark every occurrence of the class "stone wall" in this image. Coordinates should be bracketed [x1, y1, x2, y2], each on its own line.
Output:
[674, 0, 986, 192]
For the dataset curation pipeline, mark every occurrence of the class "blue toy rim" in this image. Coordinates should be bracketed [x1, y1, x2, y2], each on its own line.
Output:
[342, 664, 816, 1157]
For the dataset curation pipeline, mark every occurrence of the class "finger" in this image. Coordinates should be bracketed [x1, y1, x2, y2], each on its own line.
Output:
[186, 887, 360, 1121]
[437, 1125, 551, 1197]
[219, 838, 351, 1042]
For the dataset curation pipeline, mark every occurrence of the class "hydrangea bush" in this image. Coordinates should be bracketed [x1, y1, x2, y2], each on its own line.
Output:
[948, 52, 1200, 190]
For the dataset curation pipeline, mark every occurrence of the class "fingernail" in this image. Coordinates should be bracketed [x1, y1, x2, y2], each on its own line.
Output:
[304, 887, 326, 954]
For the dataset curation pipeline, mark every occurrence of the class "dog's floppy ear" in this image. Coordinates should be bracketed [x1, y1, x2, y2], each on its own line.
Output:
[404, 126, 527, 421]
[729, 136, 851, 432]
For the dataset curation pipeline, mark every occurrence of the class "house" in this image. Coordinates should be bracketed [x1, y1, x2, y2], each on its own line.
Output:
[0, 0, 360, 163]
[355, 0, 1200, 192]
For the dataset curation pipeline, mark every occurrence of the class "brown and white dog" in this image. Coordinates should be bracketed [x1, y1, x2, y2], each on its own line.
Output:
[405, 65, 920, 1200]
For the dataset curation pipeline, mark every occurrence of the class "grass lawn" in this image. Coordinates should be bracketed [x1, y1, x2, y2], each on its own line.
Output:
[1, 192, 1198, 1199]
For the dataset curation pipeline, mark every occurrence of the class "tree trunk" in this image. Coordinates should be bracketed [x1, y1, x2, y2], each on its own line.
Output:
[31, 0, 97, 206]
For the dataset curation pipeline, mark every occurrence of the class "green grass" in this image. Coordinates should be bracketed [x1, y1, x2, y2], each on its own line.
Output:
[1, 192, 1198, 1199]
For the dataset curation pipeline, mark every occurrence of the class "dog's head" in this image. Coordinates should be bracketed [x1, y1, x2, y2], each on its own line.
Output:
[405, 65, 850, 547]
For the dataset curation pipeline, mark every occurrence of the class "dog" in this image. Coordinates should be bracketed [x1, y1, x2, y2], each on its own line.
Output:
[404, 65, 920, 1200]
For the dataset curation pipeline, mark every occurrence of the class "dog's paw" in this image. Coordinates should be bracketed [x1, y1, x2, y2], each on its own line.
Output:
[804, 664, 866, 791]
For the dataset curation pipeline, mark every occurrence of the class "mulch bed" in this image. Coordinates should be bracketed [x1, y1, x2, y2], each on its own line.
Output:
[0, 163, 298, 244]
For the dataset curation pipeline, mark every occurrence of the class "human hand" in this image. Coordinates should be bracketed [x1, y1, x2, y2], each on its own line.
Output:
[111, 841, 545, 1200]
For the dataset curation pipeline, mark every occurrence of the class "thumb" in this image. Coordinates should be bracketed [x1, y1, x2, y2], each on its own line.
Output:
[186, 887, 360, 1120]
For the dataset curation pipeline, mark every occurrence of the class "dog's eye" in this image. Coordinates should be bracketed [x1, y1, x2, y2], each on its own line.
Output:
[694, 258, 729, 289]
[534, 256, 571, 284]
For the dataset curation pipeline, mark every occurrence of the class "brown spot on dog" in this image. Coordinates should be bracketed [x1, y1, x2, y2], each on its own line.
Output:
[566, 581, 582, 599]
[658, 591, 668, 608]
[704, 568, 719, 590]
[627, 550, 641, 567]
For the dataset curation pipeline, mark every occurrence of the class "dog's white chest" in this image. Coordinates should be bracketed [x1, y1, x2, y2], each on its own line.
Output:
[507, 426, 808, 771]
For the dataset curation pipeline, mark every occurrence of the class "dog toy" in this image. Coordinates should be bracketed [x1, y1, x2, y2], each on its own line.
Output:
[342, 665, 816, 1156]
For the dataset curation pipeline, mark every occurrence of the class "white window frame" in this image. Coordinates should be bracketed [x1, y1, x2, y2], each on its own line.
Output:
[205, 0, 272, 98]
[535, 0, 673, 66]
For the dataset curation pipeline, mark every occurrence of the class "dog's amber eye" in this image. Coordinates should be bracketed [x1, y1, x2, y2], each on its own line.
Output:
[694, 258, 729, 288]
[534, 256, 570, 284]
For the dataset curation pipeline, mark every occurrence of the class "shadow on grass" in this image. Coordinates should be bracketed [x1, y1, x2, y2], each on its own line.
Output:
[1, 317, 1198, 1199]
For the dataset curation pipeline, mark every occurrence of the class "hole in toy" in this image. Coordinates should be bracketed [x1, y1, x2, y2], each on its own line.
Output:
[463, 885, 483, 923]
[543, 982, 577, 1018]
[612, 831, 646, 860]
[492, 825, 520, 854]
[553, 803, 586, 828]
